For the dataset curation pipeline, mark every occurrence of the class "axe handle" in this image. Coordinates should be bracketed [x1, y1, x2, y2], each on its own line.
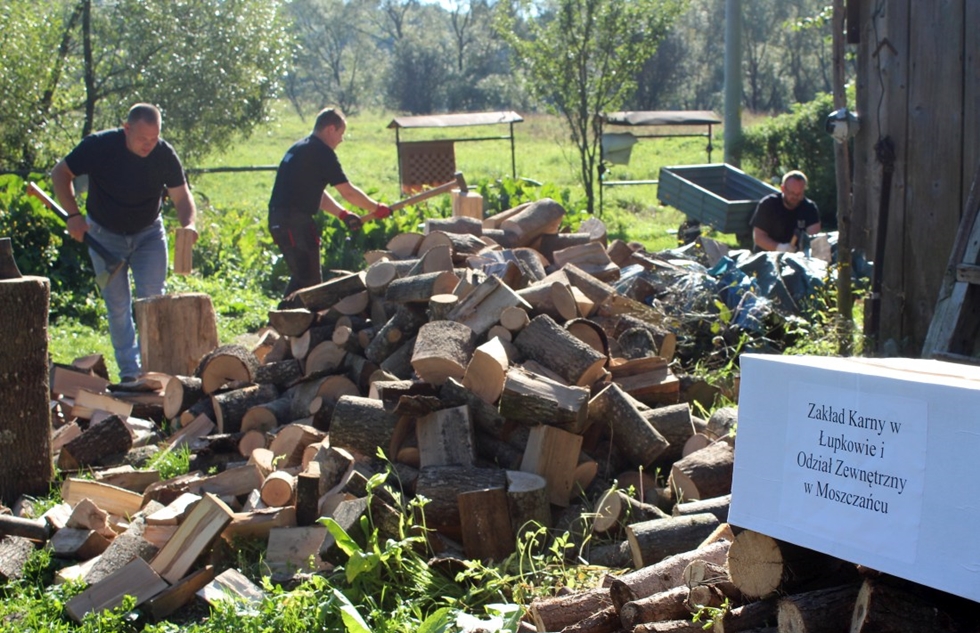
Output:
[27, 182, 122, 267]
[361, 178, 464, 223]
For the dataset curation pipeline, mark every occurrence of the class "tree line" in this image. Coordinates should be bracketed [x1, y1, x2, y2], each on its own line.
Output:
[0, 0, 835, 191]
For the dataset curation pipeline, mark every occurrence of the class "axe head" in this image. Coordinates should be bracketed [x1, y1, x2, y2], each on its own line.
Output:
[95, 259, 125, 291]
[453, 171, 468, 195]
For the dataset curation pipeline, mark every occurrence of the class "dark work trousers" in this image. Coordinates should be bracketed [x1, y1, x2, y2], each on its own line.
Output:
[270, 216, 322, 301]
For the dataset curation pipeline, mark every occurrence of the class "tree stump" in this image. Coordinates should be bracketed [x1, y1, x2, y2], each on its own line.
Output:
[0, 274, 52, 505]
[134, 293, 219, 377]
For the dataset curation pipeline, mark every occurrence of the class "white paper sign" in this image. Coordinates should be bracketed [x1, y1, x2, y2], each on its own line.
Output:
[780, 382, 926, 562]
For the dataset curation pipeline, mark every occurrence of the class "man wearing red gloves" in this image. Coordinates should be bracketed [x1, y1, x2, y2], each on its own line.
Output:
[268, 107, 391, 299]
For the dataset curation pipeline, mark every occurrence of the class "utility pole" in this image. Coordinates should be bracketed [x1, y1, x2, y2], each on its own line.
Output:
[723, 0, 742, 166]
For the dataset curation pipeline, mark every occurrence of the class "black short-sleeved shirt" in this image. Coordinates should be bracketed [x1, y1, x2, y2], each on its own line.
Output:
[749, 192, 820, 245]
[268, 135, 348, 224]
[64, 128, 185, 235]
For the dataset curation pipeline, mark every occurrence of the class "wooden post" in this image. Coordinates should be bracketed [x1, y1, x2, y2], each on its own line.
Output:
[134, 293, 219, 377]
[0, 274, 52, 505]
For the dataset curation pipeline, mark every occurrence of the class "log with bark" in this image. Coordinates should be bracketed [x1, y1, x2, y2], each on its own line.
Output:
[195, 345, 260, 394]
[668, 439, 734, 502]
[514, 314, 608, 387]
[411, 320, 477, 385]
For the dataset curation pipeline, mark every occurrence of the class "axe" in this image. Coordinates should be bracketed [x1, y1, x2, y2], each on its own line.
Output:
[361, 171, 468, 223]
[26, 182, 124, 290]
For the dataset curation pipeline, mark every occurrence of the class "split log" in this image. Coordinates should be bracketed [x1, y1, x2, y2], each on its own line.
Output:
[519, 424, 583, 506]
[149, 493, 235, 584]
[592, 489, 669, 535]
[413, 465, 507, 540]
[462, 337, 510, 405]
[609, 356, 680, 406]
[553, 240, 619, 281]
[498, 367, 590, 433]
[65, 557, 168, 623]
[440, 378, 512, 440]
[777, 583, 861, 633]
[499, 198, 566, 247]
[417, 405, 476, 468]
[410, 239, 454, 273]
[727, 530, 849, 600]
[310, 445, 355, 494]
[386, 232, 423, 258]
[505, 470, 551, 534]
[527, 587, 611, 633]
[303, 340, 347, 376]
[457, 487, 514, 561]
[514, 314, 608, 387]
[211, 383, 279, 434]
[446, 273, 531, 336]
[295, 464, 321, 526]
[267, 308, 314, 337]
[538, 232, 593, 263]
[268, 422, 326, 469]
[563, 263, 617, 312]
[674, 494, 731, 524]
[134, 293, 219, 377]
[365, 304, 428, 364]
[482, 202, 531, 230]
[143, 565, 216, 623]
[310, 374, 362, 430]
[332, 290, 369, 316]
[379, 337, 417, 379]
[329, 395, 399, 459]
[607, 538, 732, 611]
[516, 280, 578, 321]
[588, 383, 669, 468]
[668, 439, 734, 502]
[289, 325, 332, 361]
[163, 375, 205, 420]
[58, 414, 134, 471]
[626, 513, 720, 568]
[411, 320, 477, 385]
[385, 270, 459, 304]
[292, 271, 366, 312]
[195, 344, 260, 394]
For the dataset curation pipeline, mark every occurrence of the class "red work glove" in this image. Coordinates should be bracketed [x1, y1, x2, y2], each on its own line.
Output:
[374, 203, 392, 219]
[338, 210, 362, 231]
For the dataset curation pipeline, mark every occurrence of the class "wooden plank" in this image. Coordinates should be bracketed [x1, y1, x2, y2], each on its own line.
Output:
[64, 557, 168, 622]
[875, 0, 911, 351]
[50, 366, 109, 399]
[149, 493, 234, 584]
[61, 478, 144, 518]
[905, 0, 964, 350]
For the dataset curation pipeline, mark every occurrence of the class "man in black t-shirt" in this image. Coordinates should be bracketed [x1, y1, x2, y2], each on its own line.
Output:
[749, 170, 821, 253]
[52, 103, 198, 383]
[268, 107, 391, 300]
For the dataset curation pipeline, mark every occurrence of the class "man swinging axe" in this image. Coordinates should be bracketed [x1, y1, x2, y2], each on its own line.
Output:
[268, 106, 466, 303]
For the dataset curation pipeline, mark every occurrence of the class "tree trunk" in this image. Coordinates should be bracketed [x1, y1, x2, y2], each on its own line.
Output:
[0, 275, 52, 505]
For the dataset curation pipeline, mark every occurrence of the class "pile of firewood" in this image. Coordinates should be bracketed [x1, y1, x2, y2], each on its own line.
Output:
[2, 197, 970, 630]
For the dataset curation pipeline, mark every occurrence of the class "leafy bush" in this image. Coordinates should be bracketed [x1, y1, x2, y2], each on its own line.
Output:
[740, 92, 838, 228]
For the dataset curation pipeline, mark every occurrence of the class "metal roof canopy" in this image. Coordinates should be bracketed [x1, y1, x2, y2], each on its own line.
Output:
[387, 111, 524, 188]
[597, 110, 722, 213]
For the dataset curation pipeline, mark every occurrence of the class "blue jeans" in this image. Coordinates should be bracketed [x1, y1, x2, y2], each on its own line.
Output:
[87, 218, 167, 381]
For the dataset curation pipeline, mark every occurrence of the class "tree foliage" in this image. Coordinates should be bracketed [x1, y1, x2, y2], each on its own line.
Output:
[0, 0, 292, 170]
[497, 0, 685, 214]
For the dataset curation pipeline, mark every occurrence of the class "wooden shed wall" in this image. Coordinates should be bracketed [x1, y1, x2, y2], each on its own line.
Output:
[852, 0, 980, 356]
